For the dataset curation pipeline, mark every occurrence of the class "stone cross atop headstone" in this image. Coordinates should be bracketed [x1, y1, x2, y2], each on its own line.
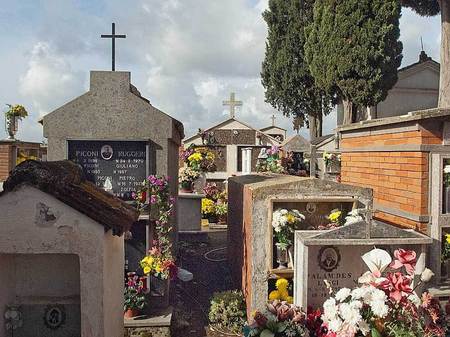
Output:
[223, 92, 242, 118]
[271, 114, 276, 126]
[101, 22, 126, 71]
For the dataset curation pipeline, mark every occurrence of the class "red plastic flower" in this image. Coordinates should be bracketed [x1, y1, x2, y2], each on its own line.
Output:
[390, 249, 416, 275]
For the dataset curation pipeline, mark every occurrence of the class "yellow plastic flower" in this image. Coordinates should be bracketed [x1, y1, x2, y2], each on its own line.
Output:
[143, 266, 151, 274]
[275, 278, 289, 291]
[286, 213, 296, 224]
[188, 153, 202, 162]
[285, 296, 293, 304]
[202, 198, 215, 214]
[279, 289, 289, 301]
[269, 290, 280, 300]
[206, 152, 215, 161]
[446, 234, 450, 244]
[155, 264, 162, 273]
[329, 210, 342, 223]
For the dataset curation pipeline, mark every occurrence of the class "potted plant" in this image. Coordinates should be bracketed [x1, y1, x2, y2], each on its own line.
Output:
[272, 209, 305, 269]
[179, 166, 200, 193]
[124, 272, 146, 318]
[209, 290, 247, 335]
[202, 198, 217, 223]
[180, 145, 217, 193]
[215, 202, 228, 225]
[323, 151, 341, 173]
[5, 104, 28, 140]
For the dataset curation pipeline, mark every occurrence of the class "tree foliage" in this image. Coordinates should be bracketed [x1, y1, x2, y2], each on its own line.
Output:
[400, 0, 440, 16]
[305, 0, 403, 110]
[261, 0, 331, 137]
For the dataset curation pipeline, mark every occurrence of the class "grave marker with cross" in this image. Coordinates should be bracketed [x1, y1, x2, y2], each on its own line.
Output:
[101, 22, 126, 71]
[223, 92, 242, 118]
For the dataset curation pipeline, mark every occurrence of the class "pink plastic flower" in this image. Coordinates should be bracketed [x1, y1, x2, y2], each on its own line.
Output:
[390, 249, 416, 275]
[380, 272, 413, 302]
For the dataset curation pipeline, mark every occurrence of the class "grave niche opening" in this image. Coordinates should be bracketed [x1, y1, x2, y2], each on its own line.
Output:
[0, 254, 80, 337]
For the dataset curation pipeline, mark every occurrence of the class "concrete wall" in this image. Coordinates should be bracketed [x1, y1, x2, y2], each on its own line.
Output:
[0, 185, 124, 337]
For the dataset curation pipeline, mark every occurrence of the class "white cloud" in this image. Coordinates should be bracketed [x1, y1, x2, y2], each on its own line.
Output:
[19, 42, 84, 117]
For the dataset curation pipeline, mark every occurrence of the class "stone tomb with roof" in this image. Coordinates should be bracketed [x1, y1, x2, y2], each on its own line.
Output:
[0, 160, 138, 337]
[227, 174, 431, 316]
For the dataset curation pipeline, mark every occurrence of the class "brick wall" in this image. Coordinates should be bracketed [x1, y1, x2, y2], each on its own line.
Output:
[0, 144, 11, 181]
[340, 129, 441, 231]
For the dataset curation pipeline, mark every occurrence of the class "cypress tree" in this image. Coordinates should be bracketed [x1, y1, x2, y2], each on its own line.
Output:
[401, 0, 449, 108]
[305, 0, 403, 124]
[261, 0, 331, 139]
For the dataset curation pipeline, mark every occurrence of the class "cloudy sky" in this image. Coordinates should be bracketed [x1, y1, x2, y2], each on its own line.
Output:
[0, 0, 441, 142]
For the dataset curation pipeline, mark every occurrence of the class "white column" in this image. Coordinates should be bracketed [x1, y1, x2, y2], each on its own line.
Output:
[226, 145, 238, 176]
[241, 147, 252, 175]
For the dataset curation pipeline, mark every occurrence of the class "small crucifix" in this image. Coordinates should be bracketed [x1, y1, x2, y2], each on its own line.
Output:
[271, 114, 276, 126]
[223, 92, 242, 118]
[101, 23, 126, 71]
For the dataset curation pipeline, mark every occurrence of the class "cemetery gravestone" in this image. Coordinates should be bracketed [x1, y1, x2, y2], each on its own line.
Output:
[42, 70, 183, 196]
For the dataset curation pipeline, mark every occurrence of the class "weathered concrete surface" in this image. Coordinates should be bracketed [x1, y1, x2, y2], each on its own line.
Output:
[42, 71, 183, 195]
[0, 185, 124, 337]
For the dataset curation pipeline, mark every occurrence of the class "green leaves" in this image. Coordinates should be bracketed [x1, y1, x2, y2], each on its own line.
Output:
[261, 0, 332, 135]
[305, 0, 403, 108]
[371, 327, 382, 337]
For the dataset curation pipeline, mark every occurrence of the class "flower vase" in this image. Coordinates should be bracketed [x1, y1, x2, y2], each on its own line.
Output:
[275, 243, 288, 269]
[288, 246, 294, 269]
[6, 116, 18, 140]
[194, 172, 206, 194]
[124, 308, 140, 319]
[180, 181, 194, 193]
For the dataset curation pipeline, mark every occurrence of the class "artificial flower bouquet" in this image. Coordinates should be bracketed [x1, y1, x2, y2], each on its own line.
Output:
[5, 104, 28, 120]
[181, 144, 216, 173]
[202, 198, 216, 218]
[441, 233, 450, 262]
[323, 151, 341, 168]
[244, 300, 308, 337]
[272, 209, 305, 249]
[320, 248, 445, 337]
[133, 175, 174, 213]
[124, 272, 146, 313]
[140, 244, 178, 280]
[179, 166, 201, 191]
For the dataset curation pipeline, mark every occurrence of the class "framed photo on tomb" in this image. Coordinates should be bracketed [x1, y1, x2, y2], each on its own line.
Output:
[67, 140, 152, 201]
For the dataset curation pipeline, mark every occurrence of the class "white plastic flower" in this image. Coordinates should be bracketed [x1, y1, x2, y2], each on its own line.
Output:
[335, 288, 351, 302]
[328, 318, 343, 332]
[420, 268, 435, 282]
[444, 165, 450, 174]
[408, 293, 421, 307]
[340, 302, 362, 325]
[361, 248, 392, 280]
[323, 298, 338, 320]
[370, 300, 389, 318]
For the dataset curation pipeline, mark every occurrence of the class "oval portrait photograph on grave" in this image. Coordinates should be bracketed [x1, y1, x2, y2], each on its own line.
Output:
[100, 144, 113, 160]
[318, 246, 341, 272]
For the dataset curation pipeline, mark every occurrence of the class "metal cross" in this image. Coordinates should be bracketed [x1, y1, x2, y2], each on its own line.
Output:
[271, 114, 276, 126]
[101, 23, 126, 71]
[223, 92, 242, 118]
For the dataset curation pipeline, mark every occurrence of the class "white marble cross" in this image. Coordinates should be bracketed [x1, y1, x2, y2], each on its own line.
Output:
[223, 92, 242, 118]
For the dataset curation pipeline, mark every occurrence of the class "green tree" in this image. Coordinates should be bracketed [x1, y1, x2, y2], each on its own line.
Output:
[401, 0, 449, 108]
[261, 0, 331, 139]
[305, 0, 403, 124]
